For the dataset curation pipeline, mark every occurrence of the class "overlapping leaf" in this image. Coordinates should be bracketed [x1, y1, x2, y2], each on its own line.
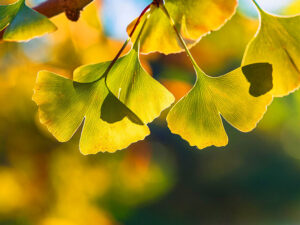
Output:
[167, 63, 273, 149]
[105, 45, 175, 124]
[127, 0, 238, 54]
[75, 47, 175, 124]
[33, 45, 174, 154]
[243, 2, 300, 97]
[0, 0, 56, 41]
[33, 70, 150, 154]
[0, 0, 22, 31]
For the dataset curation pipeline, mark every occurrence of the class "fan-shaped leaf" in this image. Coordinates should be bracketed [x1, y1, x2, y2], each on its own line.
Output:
[167, 63, 273, 149]
[1, 0, 57, 41]
[75, 46, 175, 124]
[33, 71, 149, 154]
[127, 0, 238, 54]
[242, 3, 300, 97]
[105, 46, 175, 123]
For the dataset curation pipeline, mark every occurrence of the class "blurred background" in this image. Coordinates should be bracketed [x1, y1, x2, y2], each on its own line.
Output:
[1, 0, 300, 224]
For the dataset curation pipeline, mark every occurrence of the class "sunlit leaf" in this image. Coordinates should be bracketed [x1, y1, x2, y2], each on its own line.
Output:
[1, 0, 57, 41]
[106, 46, 175, 123]
[75, 46, 175, 124]
[242, 3, 300, 97]
[127, 0, 238, 54]
[167, 63, 273, 149]
[74, 61, 111, 83]
[0, 0, 22, 31]
[32, 71, 149, 154]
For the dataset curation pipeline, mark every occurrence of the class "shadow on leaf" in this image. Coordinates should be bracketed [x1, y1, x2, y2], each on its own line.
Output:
[242, 63, 273, 97]
[101, 92, 144, 125]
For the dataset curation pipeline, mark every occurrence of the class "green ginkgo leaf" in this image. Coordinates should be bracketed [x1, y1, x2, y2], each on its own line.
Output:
[0, 0, 57, 41]
[105, 45, 175, 123]
[167, 63, 273, 149]
[33, 12, 174, 154]
[33, 71, 149, 155]
[242, 1, 300, 97]
[0, 0, 23, 31]
[74, 43, 175, 124]
[34, 45, 174, 154]
[127, 0, 238, 54]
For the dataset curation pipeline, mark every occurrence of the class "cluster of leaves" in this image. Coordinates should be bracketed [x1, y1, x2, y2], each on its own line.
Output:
[1, 0, 300, 154]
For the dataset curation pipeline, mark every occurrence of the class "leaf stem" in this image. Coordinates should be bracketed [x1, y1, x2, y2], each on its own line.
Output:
[159, 3, 202, 73]
[133, 13, 151, 50]
[129, 3, 151, 38]
[102, 3, 152, 78]
[252, 0, 263, 12]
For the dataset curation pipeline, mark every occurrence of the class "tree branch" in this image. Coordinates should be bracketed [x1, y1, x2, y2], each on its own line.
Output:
[0, 0, 94, 40]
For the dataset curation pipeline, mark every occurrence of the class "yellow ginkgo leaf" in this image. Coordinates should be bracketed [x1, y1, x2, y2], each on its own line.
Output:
[127, 0, 238, 54]
[33, 71, 149, 155]
[242, 0, 300, 97]
[167, 64, 273, 149]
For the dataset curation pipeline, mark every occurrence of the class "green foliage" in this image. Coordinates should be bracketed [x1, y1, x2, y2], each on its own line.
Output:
[0, 0, 56, 41]
[105, 46, 175, 124]
[1, 0, 300, 154]
[0, 0, 23, 31]
[33, 36, 174, 153]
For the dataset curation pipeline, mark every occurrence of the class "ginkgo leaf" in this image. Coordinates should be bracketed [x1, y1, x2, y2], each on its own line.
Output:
[106, 45, 175, 123]
[74, 61, 112, 83]
[242, 2, 300, 97]
[167, 63, 273, 149]
[1, 0, 57, 41]
[0, 0, 23, 31]
[75, 46, 175, 124]
[32, 70, 149, 155]
[33, 11, 174, 154]
[127, 0, 238, 54]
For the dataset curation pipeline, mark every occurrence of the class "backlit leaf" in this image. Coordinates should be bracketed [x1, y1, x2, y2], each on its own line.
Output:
[242, 3, 300, 97]
[74, 45, 175, 124]
[105, 45, 175, 123]
[74, 61, 111, 83]
[1, 0, 57, 41]
[167, 64, 273, 149]
[127, 0, 238, 54]
[0, 0, 22, 31]
[33, 71, 149, 154]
